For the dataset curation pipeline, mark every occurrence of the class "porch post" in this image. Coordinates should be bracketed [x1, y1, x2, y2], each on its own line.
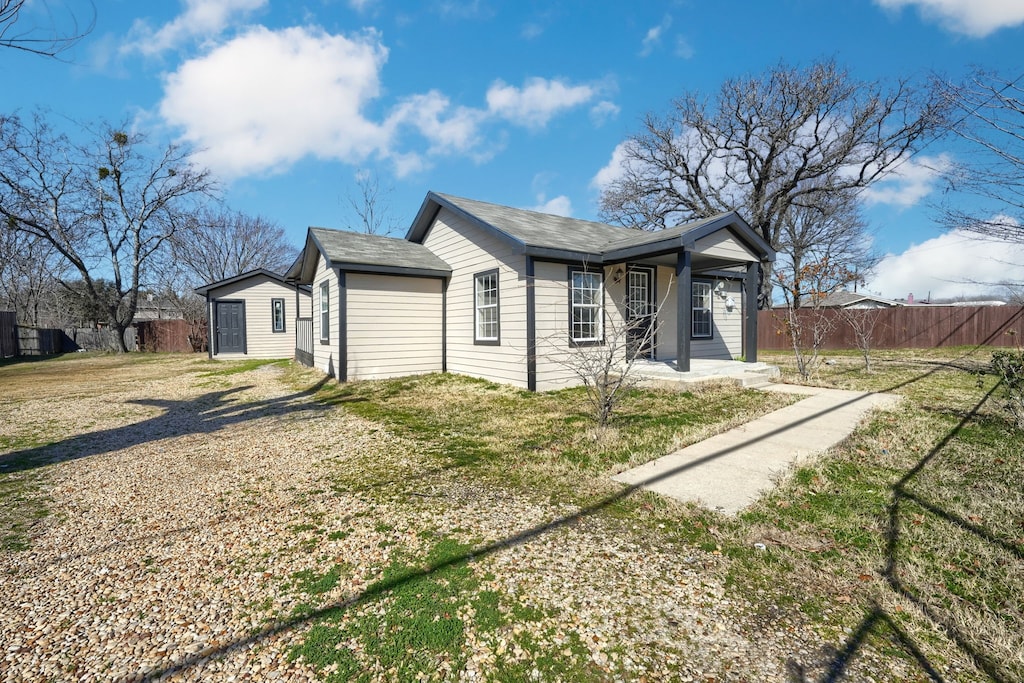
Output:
[744, 261, 760, 363]
[676, 250, 691, 372]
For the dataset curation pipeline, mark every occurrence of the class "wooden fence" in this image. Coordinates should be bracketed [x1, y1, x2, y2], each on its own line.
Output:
[295, 317, 313, 367]
[758, 305, 1024, 351]
[136, 319, 207, 353]
[1, 311, 17, 357]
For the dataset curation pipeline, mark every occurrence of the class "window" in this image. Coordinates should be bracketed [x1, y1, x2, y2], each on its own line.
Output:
[474, 269, 500, 344]
[271, 298, 285, 333]
[569, 267, 603, 344]
[319, 281, 330, 342]
[692, 281, 712, 338]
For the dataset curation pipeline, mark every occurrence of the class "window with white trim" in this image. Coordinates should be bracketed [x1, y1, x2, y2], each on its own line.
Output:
[570, 267, 603, 343]
[474, 269, 499, 344]
[692, 281, 712, 338]
[319, 281, 330, 342]
[271, 298, 285, 333]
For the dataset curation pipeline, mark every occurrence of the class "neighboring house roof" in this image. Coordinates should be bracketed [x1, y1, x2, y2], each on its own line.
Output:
[809, 291, 903, 308]
[406, 191, 775, 263]
[194, 268, 309, 296]
[287, 228, 453, 282]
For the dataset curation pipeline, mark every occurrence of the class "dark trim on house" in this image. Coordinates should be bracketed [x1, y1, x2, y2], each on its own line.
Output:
[676, 251, 691, 372]
[330, 263, 451, 279]
[441, 278, 448, 373]
[338, 270, 347, 383]
[744, 262, 760, 363]
[567, 264, 605, 347]
[318, 280, 331, 344]
[473, 268, 501, 346]
[204, 293, 212, 360]
[271, 297, 286, 333]
[526, 257, 537, 392]
[691, 279, 714, 341]
[626, 263, 657, 360]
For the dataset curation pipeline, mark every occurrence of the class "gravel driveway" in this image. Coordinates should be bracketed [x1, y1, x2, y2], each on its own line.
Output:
[1, 357, 859, 682]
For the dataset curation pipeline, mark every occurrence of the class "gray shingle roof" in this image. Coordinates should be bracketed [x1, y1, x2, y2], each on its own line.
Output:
[310, 227, 451, 275]
[433, 193, 632, 251]
[428, 193, 770, 260]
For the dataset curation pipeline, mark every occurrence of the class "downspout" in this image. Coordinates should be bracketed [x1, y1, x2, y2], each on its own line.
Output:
[337, 269, 347, 382]
[525, 256, 537, 391]
[441, 277, 448, 373]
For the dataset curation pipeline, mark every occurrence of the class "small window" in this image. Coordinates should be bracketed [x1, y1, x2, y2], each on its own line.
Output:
[692, 281, 712, 338]
[474, 269, 500, 344]
[319, 281, 330, 343]
[569, 267, 603, 344]
[271, 298, 285, 333]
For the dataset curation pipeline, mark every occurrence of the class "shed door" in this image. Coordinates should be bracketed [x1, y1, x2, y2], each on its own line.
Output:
[216, 301, 245, 354]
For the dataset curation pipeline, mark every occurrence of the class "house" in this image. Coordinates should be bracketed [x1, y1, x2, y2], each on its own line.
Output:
[285, 192, 774, 391]
[811, 291, 903, 309]
[195, 269, 312, 360]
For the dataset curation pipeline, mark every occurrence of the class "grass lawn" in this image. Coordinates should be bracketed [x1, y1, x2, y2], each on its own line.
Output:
[0, 348, 1020, 681]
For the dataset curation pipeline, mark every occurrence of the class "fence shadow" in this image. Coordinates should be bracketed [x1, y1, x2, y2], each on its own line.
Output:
[137, 357, 1022, 681]
[0, 375, 333, 475]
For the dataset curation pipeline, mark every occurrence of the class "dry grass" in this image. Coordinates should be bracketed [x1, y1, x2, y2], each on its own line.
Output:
[741, 348, 1023, 681]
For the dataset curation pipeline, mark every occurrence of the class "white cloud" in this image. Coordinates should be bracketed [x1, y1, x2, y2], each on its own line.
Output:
[640, 15, 671, 56]
[124, 0, 267, 55]
[348, 0, 378, 13]
[486, 77, 597, 128]
[160, 26, 390, 178]
[532, 194, 573, 217]
[674, 35, 694, 59]
[874, 0, 1024, 37]
[385, 90, 491, 158]
[861, 154, 952, 208]
[591, 141, 631, 191]
[864, 227, 1024, 299]
[589, 100, 620, 126]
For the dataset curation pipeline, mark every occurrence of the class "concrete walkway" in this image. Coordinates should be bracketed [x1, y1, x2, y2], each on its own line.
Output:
[611, 385, 902, 514]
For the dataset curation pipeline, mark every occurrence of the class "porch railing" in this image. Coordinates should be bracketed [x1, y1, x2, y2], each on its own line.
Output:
[295, 317, 313, 367]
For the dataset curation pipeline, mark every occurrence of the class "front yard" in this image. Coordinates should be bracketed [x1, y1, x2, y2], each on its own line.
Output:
[0, 350, 1019, 681]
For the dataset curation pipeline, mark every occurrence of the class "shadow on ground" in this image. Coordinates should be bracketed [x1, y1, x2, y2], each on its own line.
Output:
[0, 375, 333, 475]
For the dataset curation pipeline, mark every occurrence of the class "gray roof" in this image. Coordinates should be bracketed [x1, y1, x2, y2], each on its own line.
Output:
[809, 290, 902, 308]
[409, 192, 774, 262]
[194, 268, 301, 295]
[298, 228, 451, 279]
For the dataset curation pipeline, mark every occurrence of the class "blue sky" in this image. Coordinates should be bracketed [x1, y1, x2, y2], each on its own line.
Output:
[3, 0, 1024, 299]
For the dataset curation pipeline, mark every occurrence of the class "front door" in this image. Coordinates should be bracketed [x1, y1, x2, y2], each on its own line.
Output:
[215, 301, 245, 354]
[626, 266, 655, 359]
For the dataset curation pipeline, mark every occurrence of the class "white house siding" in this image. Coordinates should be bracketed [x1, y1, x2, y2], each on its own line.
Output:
[693, 230, 759, 262]
[691, 277, 744, 360]
[421, 207, 528, 387]
[297, 289, 313, 318]
[208, 274, 300, 360]
[312, 254, 340, 378]
[346, 274, 442, 380]
[655, 265, 677, 361]
[534, 262, 627, 392]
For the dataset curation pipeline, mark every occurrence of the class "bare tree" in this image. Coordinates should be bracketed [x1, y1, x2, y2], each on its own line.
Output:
[546, 273, 671, 428]
[344, 169, 400, 235]
[838, 305, 884, 374]
[775, 256, 857, 380]
[0, 0, 94, 57]
[169, 208, 297, 284]
[600, 59, 946, 307]
[939, 70, 1024, 244]
[0, 113, 214, 351]
[0, 228, 65, 325]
